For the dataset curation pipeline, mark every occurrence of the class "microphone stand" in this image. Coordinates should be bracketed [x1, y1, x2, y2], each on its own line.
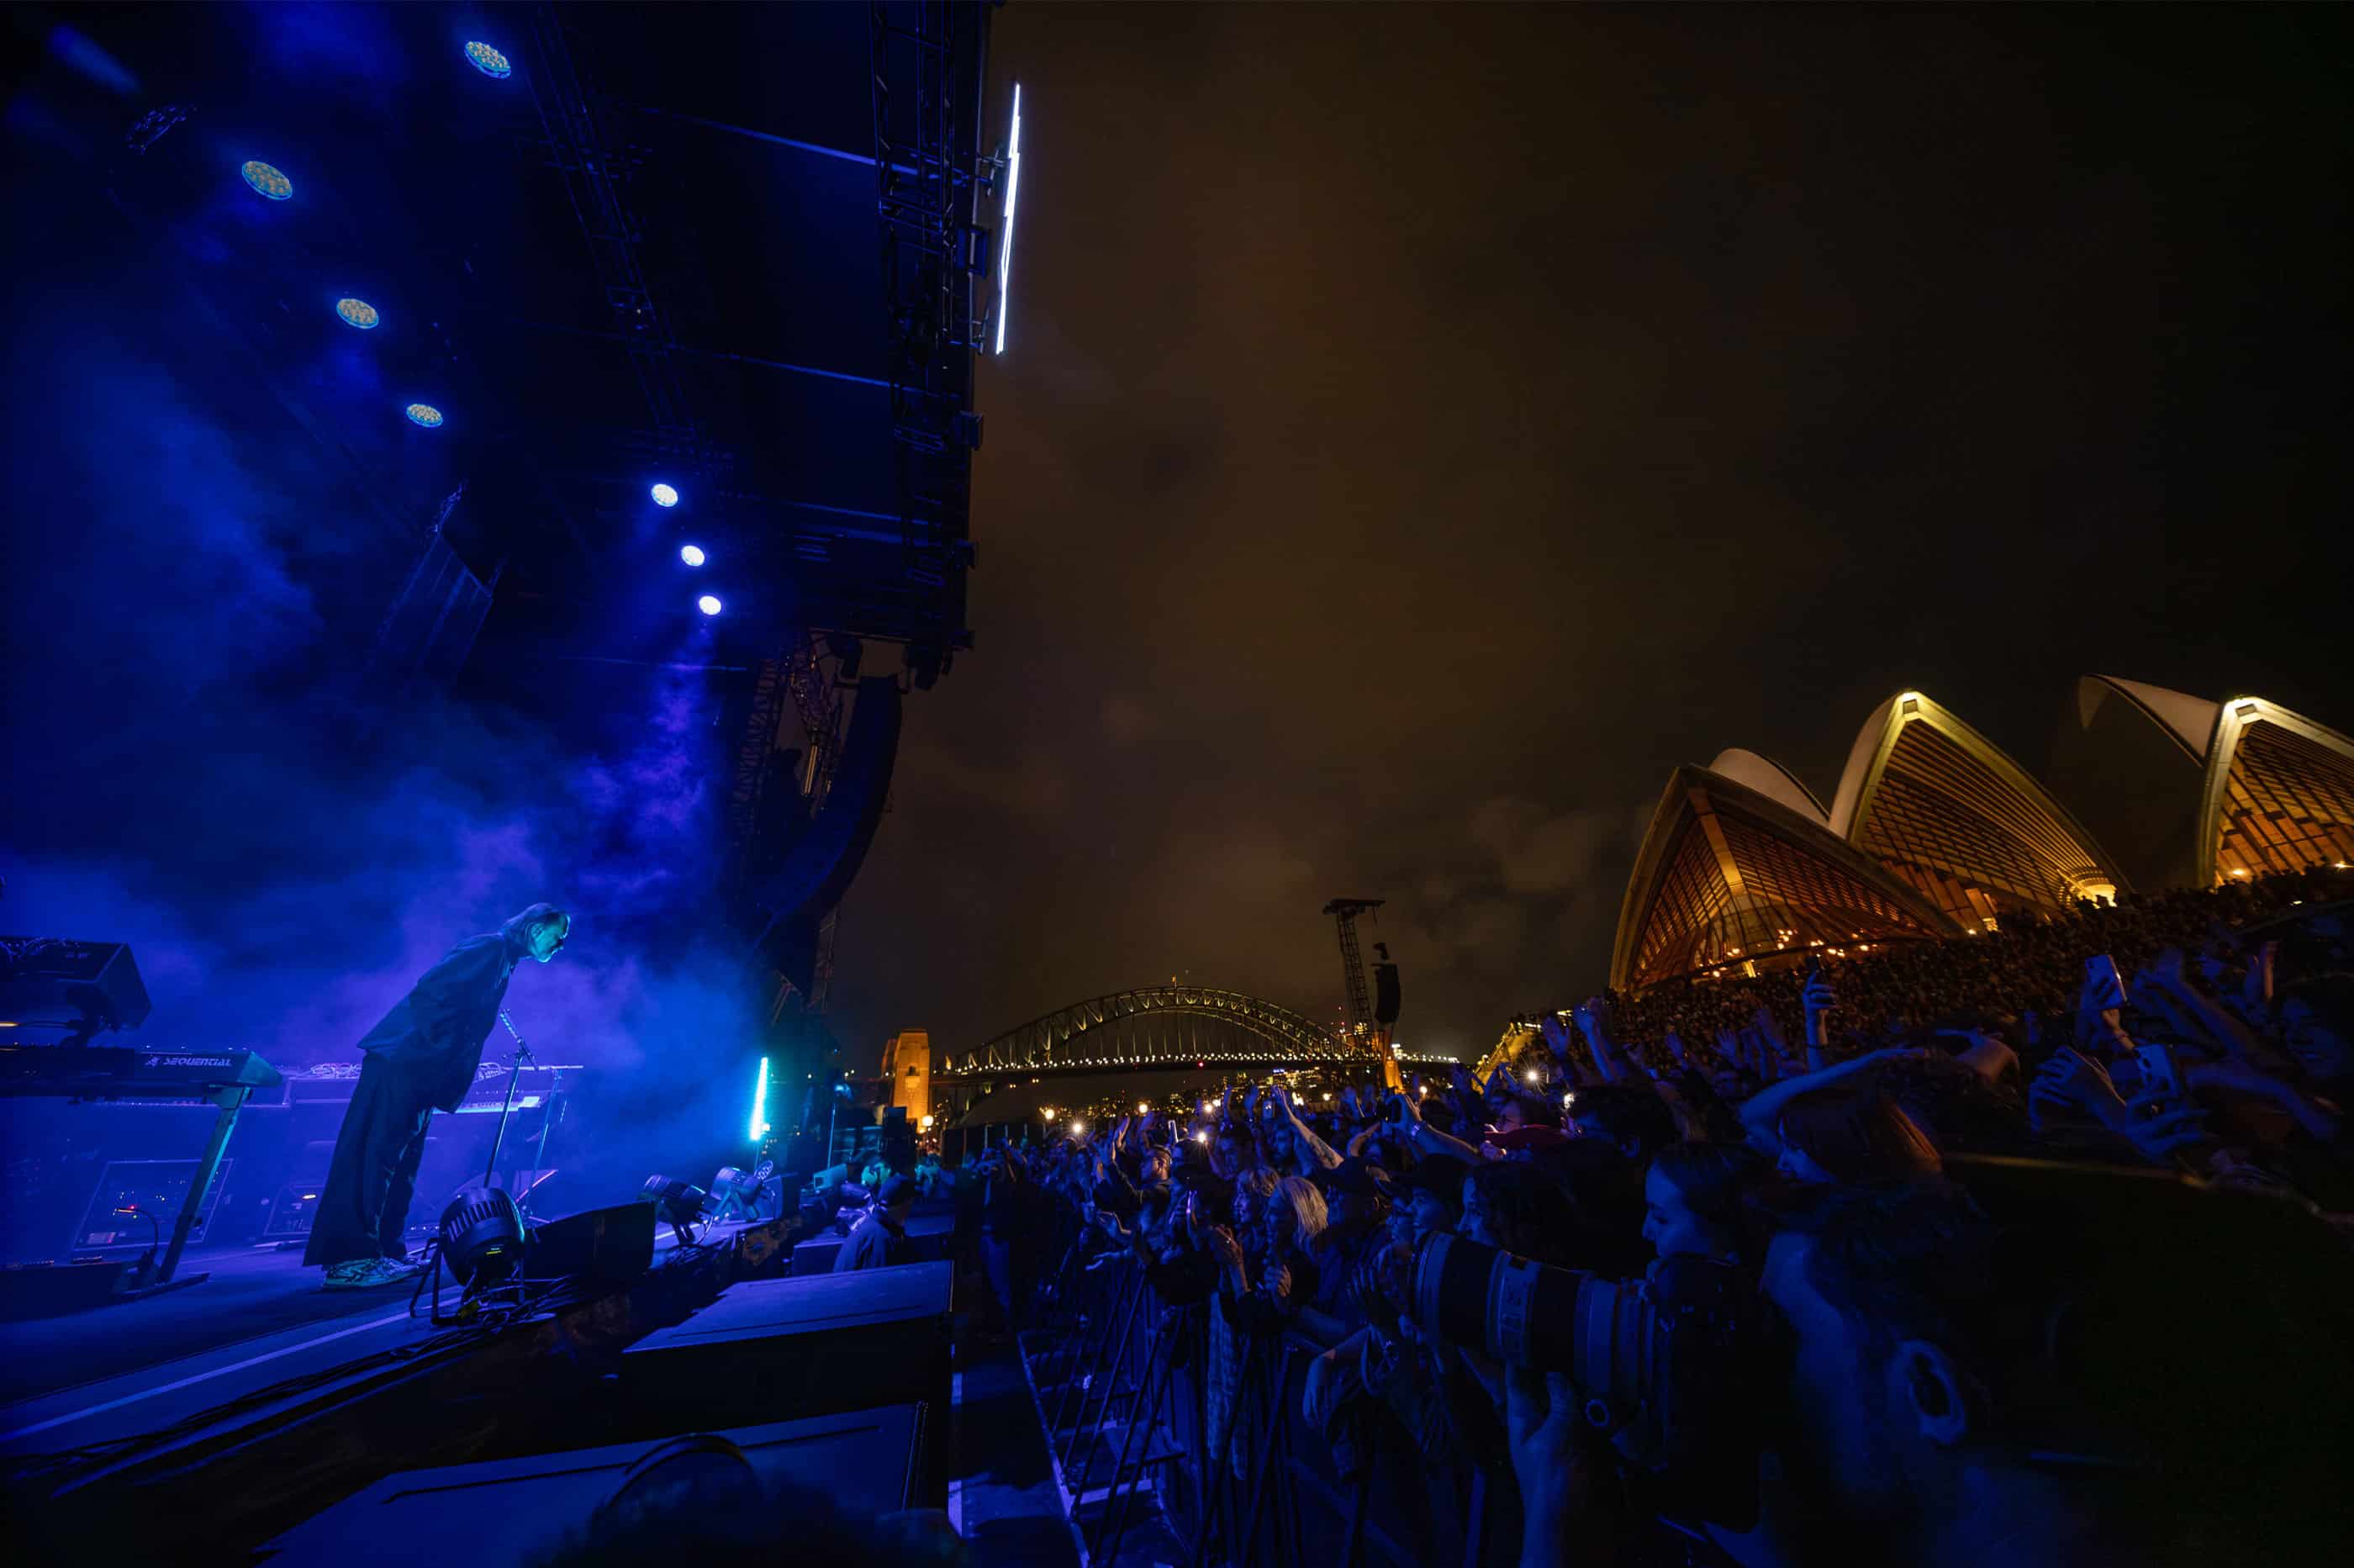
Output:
[484, 1011, 535, 1194]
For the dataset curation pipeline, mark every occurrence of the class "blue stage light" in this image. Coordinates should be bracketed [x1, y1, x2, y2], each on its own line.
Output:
[241, 160, 292, 201]
[995, 84, 1022, 355]
[405, 403, 445, 428]
[651, 483, 679, 508]
[697, 594, 721, 616]
[464, 42, 512, 79]
[335, 298, 380, 330]
[679, 544, 706, 568]
[749, 1057, 771, 1142]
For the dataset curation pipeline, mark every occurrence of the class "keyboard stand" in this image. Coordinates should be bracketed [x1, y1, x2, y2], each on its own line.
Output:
[149, 1083, 252, 1288]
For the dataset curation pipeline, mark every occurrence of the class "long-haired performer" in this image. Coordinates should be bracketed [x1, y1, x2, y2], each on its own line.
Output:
[306, 904, 571, 1289]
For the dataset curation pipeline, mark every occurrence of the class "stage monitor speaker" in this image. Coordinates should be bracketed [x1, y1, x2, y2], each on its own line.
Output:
[789, 1211, 955, 1276]
[620, 1261, 953, 1503]
[257, 1407, 923, 1568]
[525, 1201, 655, 1283]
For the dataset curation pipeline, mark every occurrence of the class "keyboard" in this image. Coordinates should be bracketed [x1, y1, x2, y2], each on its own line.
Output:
[0, 1043, 284, 1101]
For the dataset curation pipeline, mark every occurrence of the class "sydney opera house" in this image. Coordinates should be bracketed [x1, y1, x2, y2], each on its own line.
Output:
[1611, 678, 2354, 991]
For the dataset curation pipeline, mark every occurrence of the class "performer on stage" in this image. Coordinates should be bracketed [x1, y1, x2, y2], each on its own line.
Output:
[307, 903, 571, 1290]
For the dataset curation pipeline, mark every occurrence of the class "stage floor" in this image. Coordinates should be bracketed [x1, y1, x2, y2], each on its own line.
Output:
[0, 1223, 723, 1457]
[3, 1222, 1083, 1568]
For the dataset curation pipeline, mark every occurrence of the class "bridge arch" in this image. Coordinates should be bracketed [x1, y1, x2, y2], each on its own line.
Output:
[940, 985, 1357, 1077]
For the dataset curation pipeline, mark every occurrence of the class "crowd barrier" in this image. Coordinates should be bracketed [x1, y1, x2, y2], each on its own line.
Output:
[999, 1206, 1502, 1568]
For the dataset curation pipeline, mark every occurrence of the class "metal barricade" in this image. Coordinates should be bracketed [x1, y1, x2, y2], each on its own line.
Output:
[1010, 1237, 1482, 1568]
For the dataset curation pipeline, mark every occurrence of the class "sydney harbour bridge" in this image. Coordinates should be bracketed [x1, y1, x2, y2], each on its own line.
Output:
[928, 984, 1462, 1127]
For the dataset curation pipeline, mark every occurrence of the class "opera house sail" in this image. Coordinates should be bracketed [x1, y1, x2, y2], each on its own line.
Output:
[1612, 682, 2354, 995]
[1611, 764, 1960, 991]
[1828, 692, 2125, 931]
[2060, 678, 2354, 888]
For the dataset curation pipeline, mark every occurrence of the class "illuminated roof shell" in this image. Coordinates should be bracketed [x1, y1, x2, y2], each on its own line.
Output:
[1707, 747, 1829, 825]
[1830, 691, 2129, 927]
[2199, 697, 2354, 884]
[2070, 678, 2354, 886]
[1611, 765, 1961, 991]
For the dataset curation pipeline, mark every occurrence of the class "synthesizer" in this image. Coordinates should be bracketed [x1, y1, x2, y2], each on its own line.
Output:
[0, 1042, 284, 1292]
[0, 1043, 284, 1101]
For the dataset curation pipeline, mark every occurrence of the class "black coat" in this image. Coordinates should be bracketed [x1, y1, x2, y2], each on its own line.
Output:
[354, 930, 521, 1111]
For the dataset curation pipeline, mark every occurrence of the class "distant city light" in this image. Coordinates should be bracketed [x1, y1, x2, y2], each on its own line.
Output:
[679, 544, 706, 567]
[651, 483, 678, 508]
[994, 83, 1022, 355]
[696, 594, 721, 616]
[464, 42, 512, 79]
[335, 298, 379, 330]
[404, 403, 444, 428]
[240, 160, 292, 200]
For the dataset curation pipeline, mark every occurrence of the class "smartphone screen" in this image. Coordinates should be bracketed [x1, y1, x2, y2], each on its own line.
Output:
[2084, 954, 2127, 1011]
[2137, 1043, 2182, 1105]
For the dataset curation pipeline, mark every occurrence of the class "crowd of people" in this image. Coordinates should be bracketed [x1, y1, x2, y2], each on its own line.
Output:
[968, 866, 2354, 1567]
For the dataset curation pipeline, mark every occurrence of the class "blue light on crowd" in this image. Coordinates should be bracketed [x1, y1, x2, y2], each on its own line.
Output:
[749, 1057, 771, 1142]
[465, 42, 512, 79]
[241, 160, 292, 200]
[335, 298, 380, 330]
[404, 403, 444, 428]
[697, 594, 722, 616]
[680, 544, 706, 567]
[995, 83, 1022, 355]
[651, 483, 678, 508]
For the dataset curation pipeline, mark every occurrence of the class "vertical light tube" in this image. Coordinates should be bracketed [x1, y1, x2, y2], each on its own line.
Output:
[995, 84, 1023, 355]
[750, 1056, 771, 1142]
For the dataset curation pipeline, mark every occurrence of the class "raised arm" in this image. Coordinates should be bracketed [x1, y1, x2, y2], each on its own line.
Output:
[1274, 1084, 1343, 1171]
[1392, 1085, 1489, 1164]
[1738, 1047, 1932, 1154]
[2140, 948, 2293, 1074]
[1573, 996, 1634, 1085]
[1539, 1013, 1603, 1086]
[1798, 969, 1835, 1074]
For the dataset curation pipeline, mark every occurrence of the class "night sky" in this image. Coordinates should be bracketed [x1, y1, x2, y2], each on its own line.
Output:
[2, 4, 2347, 1090]
[832, 4, 2354, 1066]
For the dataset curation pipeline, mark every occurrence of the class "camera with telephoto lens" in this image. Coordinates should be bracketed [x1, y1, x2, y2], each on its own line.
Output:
[1404, 1232, 1768, 1529]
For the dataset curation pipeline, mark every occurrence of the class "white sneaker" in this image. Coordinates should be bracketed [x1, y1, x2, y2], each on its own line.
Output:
[324, 1257, 414, 1290]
